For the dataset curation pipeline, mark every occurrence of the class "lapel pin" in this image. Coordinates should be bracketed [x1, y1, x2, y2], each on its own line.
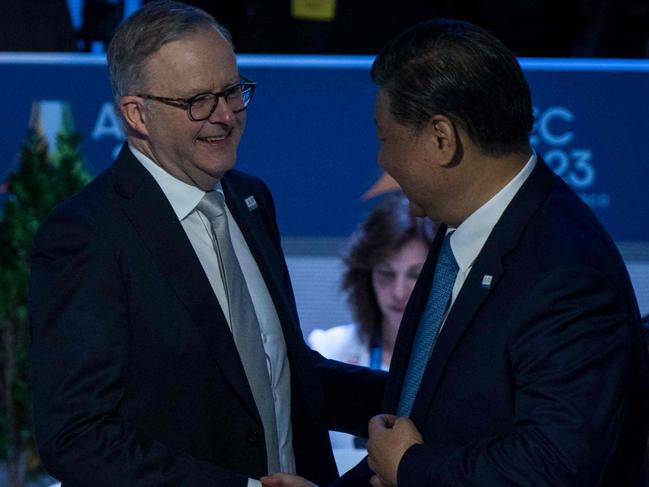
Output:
[481, 275, 493, 289]
[244, 195, 258, 211]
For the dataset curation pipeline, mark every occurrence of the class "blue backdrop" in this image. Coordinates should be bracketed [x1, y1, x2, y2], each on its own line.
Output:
[1, 54, 648, 242]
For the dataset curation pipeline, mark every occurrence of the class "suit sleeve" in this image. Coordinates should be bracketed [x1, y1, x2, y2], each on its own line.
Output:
[397, 266, 641, 486]
[311, 352, 386, 438]
[255, 177, 387, 440]
[28, 209, 247, 487]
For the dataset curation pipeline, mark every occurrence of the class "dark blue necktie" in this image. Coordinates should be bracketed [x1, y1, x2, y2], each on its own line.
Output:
[398, 232, 458, 416]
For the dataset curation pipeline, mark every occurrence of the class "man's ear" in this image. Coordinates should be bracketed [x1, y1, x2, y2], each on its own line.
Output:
[428, 115, 460, 166]
[119, 96, 150, 137]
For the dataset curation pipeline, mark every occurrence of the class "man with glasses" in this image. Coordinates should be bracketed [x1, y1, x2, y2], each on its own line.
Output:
[28, 1, 384, 486]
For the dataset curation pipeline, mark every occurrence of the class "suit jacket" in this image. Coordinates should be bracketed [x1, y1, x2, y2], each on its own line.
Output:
[28, 145, 384, 486]
[338, 159, 649, 486]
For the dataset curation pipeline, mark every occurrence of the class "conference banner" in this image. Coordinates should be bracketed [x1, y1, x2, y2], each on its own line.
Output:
[1, 54, 648, 242]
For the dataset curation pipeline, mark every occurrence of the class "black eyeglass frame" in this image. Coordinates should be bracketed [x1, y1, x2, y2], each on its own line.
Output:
[136, 77, 257, 121]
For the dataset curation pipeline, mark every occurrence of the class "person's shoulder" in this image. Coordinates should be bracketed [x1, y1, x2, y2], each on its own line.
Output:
[535, 163, 612, 246]
[509, 164, 623, 274]
[34, 169, 116, 247]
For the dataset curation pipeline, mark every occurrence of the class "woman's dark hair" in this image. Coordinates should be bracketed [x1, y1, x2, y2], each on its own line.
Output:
[371, 19, 533, 156]
[342, 192, 436, 341]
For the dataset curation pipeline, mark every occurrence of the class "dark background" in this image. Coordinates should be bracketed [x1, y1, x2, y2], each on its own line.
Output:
[1, 0, 648, 58]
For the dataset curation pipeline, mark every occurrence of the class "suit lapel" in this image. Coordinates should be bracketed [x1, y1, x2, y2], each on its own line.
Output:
[110, 146, 260, 421]
[409, 240, 504, 424]
[222, 176, 301, 352]
[222, 176, 326, 418]
[393, 160, 557, 424]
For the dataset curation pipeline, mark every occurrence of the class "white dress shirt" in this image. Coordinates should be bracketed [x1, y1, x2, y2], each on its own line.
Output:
[130, 145, 295, 485]
[445, 153, 537, 314]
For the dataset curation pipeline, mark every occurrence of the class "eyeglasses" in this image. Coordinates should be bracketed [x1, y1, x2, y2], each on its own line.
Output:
[136, 77, 257, 121]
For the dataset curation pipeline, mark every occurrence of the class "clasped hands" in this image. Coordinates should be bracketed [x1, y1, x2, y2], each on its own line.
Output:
[261, 414, 423, 487]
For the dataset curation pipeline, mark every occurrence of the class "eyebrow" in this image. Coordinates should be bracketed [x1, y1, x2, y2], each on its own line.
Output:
[223, 77, 241, 88]
[183, 78, 241, 96]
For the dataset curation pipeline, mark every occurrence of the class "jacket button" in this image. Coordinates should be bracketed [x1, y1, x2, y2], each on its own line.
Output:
[247, 430, 260, 444]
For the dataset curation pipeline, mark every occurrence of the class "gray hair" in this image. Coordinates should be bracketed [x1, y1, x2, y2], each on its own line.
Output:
[106, 0, 232, 103]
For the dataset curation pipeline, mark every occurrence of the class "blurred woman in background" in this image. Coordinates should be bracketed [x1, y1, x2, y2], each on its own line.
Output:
[309, 192, 437, 371]
[308, 192, 436, 450]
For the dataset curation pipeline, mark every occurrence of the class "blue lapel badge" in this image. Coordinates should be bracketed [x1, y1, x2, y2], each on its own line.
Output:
[481, 275, 493, 289]
[244, 195, 258, 211]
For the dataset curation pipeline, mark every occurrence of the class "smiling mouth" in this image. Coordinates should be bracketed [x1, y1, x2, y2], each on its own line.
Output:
[197, 135, 227, 143]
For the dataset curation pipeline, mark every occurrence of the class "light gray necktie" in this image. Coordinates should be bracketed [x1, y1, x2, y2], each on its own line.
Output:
[197, 191, 281, 474]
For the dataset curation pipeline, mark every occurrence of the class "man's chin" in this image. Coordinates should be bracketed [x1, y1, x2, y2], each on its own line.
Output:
[201, 158, 237, 180]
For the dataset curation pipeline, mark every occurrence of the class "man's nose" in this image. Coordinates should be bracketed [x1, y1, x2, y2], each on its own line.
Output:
[207, 96, 236, 124]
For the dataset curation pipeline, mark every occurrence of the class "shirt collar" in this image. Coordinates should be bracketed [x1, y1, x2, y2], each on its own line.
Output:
[449, 152, 537, 272]
[129, 143, 223, 221]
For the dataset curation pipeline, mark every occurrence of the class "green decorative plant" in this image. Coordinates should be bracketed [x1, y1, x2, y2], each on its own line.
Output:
[0, 104, 90, 487]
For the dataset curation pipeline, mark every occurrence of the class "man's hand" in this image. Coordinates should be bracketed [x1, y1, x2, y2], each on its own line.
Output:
[261, 473, 317, 487]
[367, 414, 424, 487]
[369, 474, 393, 487]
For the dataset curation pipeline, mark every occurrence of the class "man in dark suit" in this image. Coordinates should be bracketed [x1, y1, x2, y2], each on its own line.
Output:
[362, 19, 649, 487]
[27, 2, 383, 486]
[264, 19, 649, 487]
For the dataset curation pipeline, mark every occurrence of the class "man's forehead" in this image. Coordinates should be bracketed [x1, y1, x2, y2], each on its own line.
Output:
[143, 29, 237, 78]
[146, 27, 233, 62]
[157, 24, 231, 47]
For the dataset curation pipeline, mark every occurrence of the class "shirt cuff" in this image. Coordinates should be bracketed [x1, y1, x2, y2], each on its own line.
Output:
[248, 478, 263, 487]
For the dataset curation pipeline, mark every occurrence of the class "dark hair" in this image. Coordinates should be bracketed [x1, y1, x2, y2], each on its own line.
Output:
[107, 0, 232, 103]
[342, 192, 436, 341]
[371, 19, 532, 156]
